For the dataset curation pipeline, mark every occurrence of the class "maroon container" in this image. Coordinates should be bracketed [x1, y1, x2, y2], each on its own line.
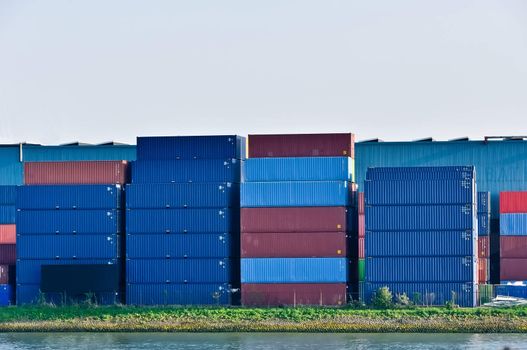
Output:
[500, 258, 527, 280]
[24, 161, 129, 184]
[0, 244, 16, 264]
[358, 192, 364, 215]
[248, 133, 355, 158]
[500, 236, 527, 258]
[478, 258, 488, 283]
[358, 237, 364, 259]
[358, 214, 365, 238]
[241, 283, 347, 306]
[241, 207, 347, 233]
[478, 236, 490, 258]
[0, 265, 15, 284]
[241, 232, 346, 258]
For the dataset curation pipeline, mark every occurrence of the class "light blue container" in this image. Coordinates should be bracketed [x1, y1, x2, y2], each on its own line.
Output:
[500, 213, 527, 235]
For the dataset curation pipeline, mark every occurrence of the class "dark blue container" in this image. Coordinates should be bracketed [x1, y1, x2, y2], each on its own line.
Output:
[241, 181, 352, 208]
[0, 205, 15, 224]
[126, 258, 237, 283]
[365, 256, 476, 283]
[0, 284, 14, 306]
[17, 234, 121, 259]
[364, 179, 474, 205]
[126, 234, 237, 258]
[16, 259, 119, 284]
[16, 210, 122, 235]
[478, 213, 490, 236]
[16, 284, 120, 305]
[16, 185, 122, 210]
[495, 284, 527, 298]
[0, 186, 16, 205]
[500, 213, 527, 235]
[366, 166, 475, 181]
[364, 282, 476, 307]
[365, 205, 475, 231]
[126, 283, 232, 305]
[125, 183, 239, 209]
[365, 231, 476, 257]
[130, 159, 241, 183]
[126, 209, 238, 234]
[477, 192, 490, 214]
[137, 135, 246, 160]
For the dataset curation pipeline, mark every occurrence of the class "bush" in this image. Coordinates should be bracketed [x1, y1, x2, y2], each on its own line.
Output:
[395, 293, 411, 307]
[411, 292, 422, 306]
[372, 287, 393, 309]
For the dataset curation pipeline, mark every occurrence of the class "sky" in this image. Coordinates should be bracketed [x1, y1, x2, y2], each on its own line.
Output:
[0, 0, 526, 145]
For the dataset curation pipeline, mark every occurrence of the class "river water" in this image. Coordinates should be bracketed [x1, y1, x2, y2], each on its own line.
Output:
[0, 333, 525, 350]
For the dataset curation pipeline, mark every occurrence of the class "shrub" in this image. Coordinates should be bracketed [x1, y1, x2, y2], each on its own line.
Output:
[412, 292, 422, 306]
[395, 293, 411, 307]
[372, 287, 393, 309]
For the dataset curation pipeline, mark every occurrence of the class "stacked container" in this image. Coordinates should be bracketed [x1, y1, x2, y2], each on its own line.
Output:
[364, 166, 478, 307]
[16, 161, 127, 304]
[499, 192, 527, 285]
[357, 192, 365, 285]
[0, 186, 16, 305]
[477, 192, 490, 284]
[125, 136, 244, 305]
[240, 133, 355, 306]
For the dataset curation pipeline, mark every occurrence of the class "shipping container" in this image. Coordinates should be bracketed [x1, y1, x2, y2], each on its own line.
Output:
[358, 192, 364, 213]
[0, 206, 15, 224]
[0, 265, 15, 284]
[365, 231, 476, 257]
[0, 284, 14, 306]
[125, 183, 239, 209]
[126, 283, 233, 305]
[366, 166, 475, 181]
[495, 284, 527, 298]
[240, 207, 347, 233]
[365, 256, 476, 283]
[0, 225, 16, 244]
[365, 205, 476, 231]
[500, 213, 527, 235]
[126, 208, 238, 234]
[130, 159, 241, 184]
[0, 146, 23, 185]
[16, 210, 122, 235]
[358, 237, 364, 258]
[478, 258, 488, 283]
[16, 185, 122, 210]
[500, 259, 527, 280]
[17, 234, 121, 259]
[478, 213, 490, 236]
[248, 133, 354, 158]
[363, 282, 476, 307]
[241, 283, 347, 306]
[21, 144, 136, 162]
[0, 186, 16, 205]
[241, 232, 346, 258]
[126, 234, 238, 258]
[241, 258, 348, 283]
[16, 284, 120, 305]
[137, 136, 246, 160]
[500, 192, 527, 213]
[478, 192, 491, 214]
[126, 258, 237, 284]
[358, 214, 365, 238]
[0, 244, 16, 264]
[364, 179, 475, 206]
[358, 259, 365, 281]
[500, 236, 527, 258]
[16, 258, 119, 284]
[478, 236, 490, 258]
[242, 157, 354, 182]
[24, 161, 129, 185]
[41, 264, 120, 295]
[241, 181, 352, 208]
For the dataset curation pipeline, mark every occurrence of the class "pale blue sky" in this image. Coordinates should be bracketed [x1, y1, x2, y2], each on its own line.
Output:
[1, 1, 526, 144]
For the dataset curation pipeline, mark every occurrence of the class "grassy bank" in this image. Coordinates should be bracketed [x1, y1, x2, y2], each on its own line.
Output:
[1, 305, 527, 332]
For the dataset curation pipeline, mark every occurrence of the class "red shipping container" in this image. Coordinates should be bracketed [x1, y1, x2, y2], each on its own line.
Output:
[358, 214, 365, 238]
[500, 192, 527, 213]
[500, 258, 527, 280]
[0, 244, 15, 264]
[248, 133, 355, 158]
[358, 192, 364, 214]
[241, 232, 346, 258]
[478, 258, 488, 283]
[24, 161, 129, 185]
[241, 207, 347, 233]
[0, 225, 16, 244]
[500, 236, 527, 258]
[478, 236, 490, 258]
[0, 264, 15, 284]
[358, 237, 364, 259]
[241, 283, 347, 306]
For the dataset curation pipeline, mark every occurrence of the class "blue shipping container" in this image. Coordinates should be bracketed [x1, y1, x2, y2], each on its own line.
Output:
[364, 282, 476, 307]
[16, 284, 120, 305]
[478, 192, 491, 214]
[136, 136, 246, 160]
[125, 183, 239, 209]
[0, 284, 14, 306]
[364, 179, 475, 206]
[16, 259, 119, 284]
[16, 210, 122, 235]
[16, 185, 122, 210]
[478, 213, 490, 236]
[0, 186, 16, 205]
[365, 256, 476, 283]
[241, 181, 352, 208]
[241, 258, 348, 283]
[126, 258, 237, 283]
[130, 159, 241, 184]
[126, 283, 232, 305]
[365, 205, 476, 231]
[17, 234, 121, 259]
[21, 144, 136, 162]
[365, 231, 476, 257]
[500, 213, 527, 235]
[366, 166, 475, 181]
[126, 208, 238, 234]
[126, 234, 237, 258]
[0, 146, 23, 185]
[242, 157, 354, 182]
[0, 205, 15, 224]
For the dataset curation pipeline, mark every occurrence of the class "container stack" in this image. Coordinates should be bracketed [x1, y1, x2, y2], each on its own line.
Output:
[0, 186, 16, 305]
[364, 166, 478, 307]
[477, 192, 490, 284]
[240, 133, 355, 306]
[357, 192, 365, 287]
[16, 161, 128, 304]
[125, 136, 244, 305]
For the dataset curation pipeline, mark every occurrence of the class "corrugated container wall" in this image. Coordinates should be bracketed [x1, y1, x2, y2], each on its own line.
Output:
[0, 146, 23, 185]
[20, 145, 136, 162]
[24, 161, 129, 185]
